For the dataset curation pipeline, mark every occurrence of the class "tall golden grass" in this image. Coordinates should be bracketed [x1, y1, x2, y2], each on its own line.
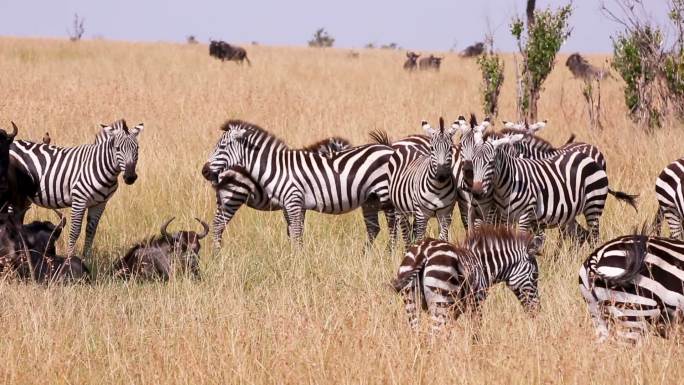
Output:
[0, 37, 683, 385]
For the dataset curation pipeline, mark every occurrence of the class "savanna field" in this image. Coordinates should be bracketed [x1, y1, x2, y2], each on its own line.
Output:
[1, 37, 684, 384]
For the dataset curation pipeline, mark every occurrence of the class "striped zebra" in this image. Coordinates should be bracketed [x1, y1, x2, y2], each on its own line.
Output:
[383, 118, 459, 248]
[469, 134, 637, 243]
[392, 226, 543, 334]
[579, 233, 684, 342]
[9, 119, 143, 256]
[211, 137, 353, 248]
[201, 120, 395, 246]
[654, 157, 684, 238]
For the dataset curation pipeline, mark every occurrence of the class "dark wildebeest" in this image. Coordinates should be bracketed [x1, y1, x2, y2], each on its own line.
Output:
[566, 53, 611, 81]
[209, 40, 251, 65]
[418, 55, 443, 71]
[113, 217, 209, 281]
[0, 122, 18, 198]
[460, 42, 485, 58]
[0, 212, 27, 276]
[403, 51, 420, 71]
[0, 122, 39, 223]
[20, 211, 90, 283]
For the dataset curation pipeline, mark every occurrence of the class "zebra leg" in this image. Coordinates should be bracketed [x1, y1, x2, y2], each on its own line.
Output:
[385, 209, 398, 254]
[398, 215, 413, 249]
[426, 290, 454, 335]
[412, 212, 428, 243]
[579, 276, 610, 343]
[67, 202, 87, 257]
[212, 207, 230, 250]
[400, 277, 420, 330]
[283, 197, 305, 246]
[361, 204, 381, 250]
[83, 202, 107, 258]
[436, 207, 453, 241]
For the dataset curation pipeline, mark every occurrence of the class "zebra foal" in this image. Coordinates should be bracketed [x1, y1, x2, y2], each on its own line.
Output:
[579, 233, 684, 342]
[8, 119, 143, 256]
[393, 226, 543, 335]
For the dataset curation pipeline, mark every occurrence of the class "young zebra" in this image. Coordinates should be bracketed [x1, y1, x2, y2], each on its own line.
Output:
[202, 120, 395, 247]
[470, 134, 637, 243]
[579, 233, 684, 342]
[385, 118, 459, 248]
[654, 157, 684, 238]
[8, 119, 143, 256]
[211, 137, 353, 248]
[393, 226, 543, 334]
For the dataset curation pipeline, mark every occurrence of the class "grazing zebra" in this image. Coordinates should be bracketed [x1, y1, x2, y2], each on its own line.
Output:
[202, 120, 395, 247]
[469, 134, 637, 243]
[393, 226, 543, 335]
[579, 233, 684, 342]
[9, 119, 143, 256]
[654, 157, 684, 238]
[211, 137, 352, 248]
[383, 118, 458, 248]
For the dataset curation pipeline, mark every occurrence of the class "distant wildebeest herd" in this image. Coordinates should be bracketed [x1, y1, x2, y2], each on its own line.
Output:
[1, 44, 683, 344]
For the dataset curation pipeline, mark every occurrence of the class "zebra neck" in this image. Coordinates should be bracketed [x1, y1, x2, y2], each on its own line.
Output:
[473, 249, 511, 285]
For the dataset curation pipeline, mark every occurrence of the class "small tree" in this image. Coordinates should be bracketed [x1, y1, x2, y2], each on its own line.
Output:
[308, 28, 334, 48]
[477, 35, 505, 118]
[511, 1, 572, 121]
[603, 0, 684, 128]
[67, 13, 85, 42]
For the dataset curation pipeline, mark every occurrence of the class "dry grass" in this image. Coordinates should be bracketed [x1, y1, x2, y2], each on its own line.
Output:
[0, 37, 683, 385]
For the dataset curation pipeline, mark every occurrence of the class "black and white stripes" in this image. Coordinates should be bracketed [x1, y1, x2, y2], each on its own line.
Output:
[10, 119, 143, 256]
[655, 157, 684, 238]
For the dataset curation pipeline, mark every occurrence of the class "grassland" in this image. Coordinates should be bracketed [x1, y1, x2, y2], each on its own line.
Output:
[0, 37, 683, 385]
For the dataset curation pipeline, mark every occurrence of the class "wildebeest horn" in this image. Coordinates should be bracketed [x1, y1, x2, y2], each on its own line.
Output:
[161, 217, 175, 239]
[195, 217, 209, 239]
[53, 209, 66, 230]
[9, 121, 18, 139]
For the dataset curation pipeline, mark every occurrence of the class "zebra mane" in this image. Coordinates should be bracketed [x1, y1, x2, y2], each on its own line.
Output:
[463, 225, 534, 251]
[111, 119, 129, 134]
[301, 137, 351, 152]
[219, 119, 287, 147]
[368, 129, 391, 146]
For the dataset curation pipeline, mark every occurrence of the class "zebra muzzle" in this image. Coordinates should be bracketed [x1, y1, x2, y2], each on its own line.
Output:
[201, 163, 218, 184]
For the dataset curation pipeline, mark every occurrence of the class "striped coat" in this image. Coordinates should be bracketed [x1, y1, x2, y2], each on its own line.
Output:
[654, 157, 684, 238]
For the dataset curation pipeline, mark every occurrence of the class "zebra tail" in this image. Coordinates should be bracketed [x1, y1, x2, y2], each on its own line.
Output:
[391, 260, 427, 293]
[651, 206, 664, 237]
[564, 133, 576, 145]
[608, 188, 639, 212]
[369, 129, 391, 146]
[592, 235, 647, 286]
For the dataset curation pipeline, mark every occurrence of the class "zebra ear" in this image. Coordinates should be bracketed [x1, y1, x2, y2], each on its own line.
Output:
[129, 123, 144, 137]
[229, 127, 247, 140]
[528, 233, 545, 256]
[528, 120, 547, 133]
[100, 123, 120, 137]
[422, 121, 434, 135]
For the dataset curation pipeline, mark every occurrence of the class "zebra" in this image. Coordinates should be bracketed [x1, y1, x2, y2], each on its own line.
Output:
[392, 226, 543, 335]
[469, 134, 637, 243]
[579, 232, 684, 342]
[9, 119, 143, 256]
[654, 157, 684, 238]
[201, 120, 395, 247]
[211, 137, 352, 248]
[383, 118, 459, 249]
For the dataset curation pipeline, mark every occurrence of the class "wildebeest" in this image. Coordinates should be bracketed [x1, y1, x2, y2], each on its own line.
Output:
[42, 132, 51, 145]
[0, 122, 36, 223]
[113, 217, 209, 281]
[460, 42, 485, 58]
[403, 51, 420, 71]
[209, 40, 251, 65]
[418, 55, 443, 71]
[0, 212, 27, 275]
[0, 122, 18, 196]
[566, 53, 611, 81]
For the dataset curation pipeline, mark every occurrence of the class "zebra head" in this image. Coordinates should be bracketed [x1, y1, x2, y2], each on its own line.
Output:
[455, 114, 489, 189]
[470, 133, 523, 199]
[422, 117, 456, 182]
[0, 122, 18, 193]
[504, 232, 544, 313]
[99, 119, 144, 185]
[202, 121, 249, 184]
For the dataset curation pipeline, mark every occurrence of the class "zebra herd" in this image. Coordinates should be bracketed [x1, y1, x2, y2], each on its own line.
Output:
[202, 116, 684, 343]
[1, 114, 684, 343]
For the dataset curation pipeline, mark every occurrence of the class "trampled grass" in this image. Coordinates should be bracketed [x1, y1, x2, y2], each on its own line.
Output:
[0, 37, 683, 384]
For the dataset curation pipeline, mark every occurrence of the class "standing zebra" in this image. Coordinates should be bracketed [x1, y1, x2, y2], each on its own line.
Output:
[202, 120, 395, 247]
[211, 136, 353, 248]
[8, 119, 143, 256]
[579, 233, 684, 342]
[393, 226, 543, 334]
[654, 157, 684, 238]
[384, 118, 458, 249]
[469, 134, 637, 243]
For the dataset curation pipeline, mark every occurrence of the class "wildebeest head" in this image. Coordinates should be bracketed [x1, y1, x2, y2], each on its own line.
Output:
[22, 210, 66, 258]
[99, 119, 144, 185]
[0, 121, 18, 194]
[160, 217, 209, 256]
[0, 212, 25, 270]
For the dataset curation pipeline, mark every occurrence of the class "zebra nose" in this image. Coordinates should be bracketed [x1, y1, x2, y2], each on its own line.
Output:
[201, 163, 218, 183]
[471, 181, 483, 196]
